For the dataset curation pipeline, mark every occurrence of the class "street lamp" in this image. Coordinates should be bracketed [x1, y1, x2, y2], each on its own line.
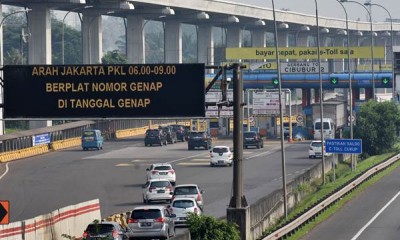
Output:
[335, 0, 354, 170]
[0, 9, 31, 67]
[271, 0, 288, 219]
[314, 0, 326, 184]
[364, 2, 395, 100]
[341, 0, 375, 101]
[62, 6, 92, 64]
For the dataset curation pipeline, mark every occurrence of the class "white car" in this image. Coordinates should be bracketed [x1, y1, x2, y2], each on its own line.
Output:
[210, 145, 233, 167]
[172, 184, 205, 210]
[146, 163, 176, 186]
[309, 140, 331, 158]
[142, 179, 174, 203]
[168, 198, 202, 227]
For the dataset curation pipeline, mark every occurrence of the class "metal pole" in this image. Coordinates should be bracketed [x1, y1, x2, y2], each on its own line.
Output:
[229, 63, 247, 208]
[336, 0, 354, 170]
[288, 89, 293, 143]
[271, 0, 287, 219]
[365, 3, 394, 100]
[315, 0, 326, 184]
[247, 89, 250, 131]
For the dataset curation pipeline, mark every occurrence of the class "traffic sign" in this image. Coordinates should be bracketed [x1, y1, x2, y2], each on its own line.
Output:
[325, 139, 362, 154]
[381, 77, 390, 85]
[249, 116, 255, 123]
[0, 201, 9, 224]
[272, 78, 279, 86]
[330, 77, 339, 85]
[296, 115, 303, 123]
[348, 115, 355, 122]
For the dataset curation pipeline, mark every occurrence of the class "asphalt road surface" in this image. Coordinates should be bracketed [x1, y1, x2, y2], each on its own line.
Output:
[301, 162, 400, 240]
[0, 137, 320, 223]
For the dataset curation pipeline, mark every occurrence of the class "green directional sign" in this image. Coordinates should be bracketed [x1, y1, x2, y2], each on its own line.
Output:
[330, 77, 339, 85]
[381, 77, 390, 85]
[272, 78, 279, 86]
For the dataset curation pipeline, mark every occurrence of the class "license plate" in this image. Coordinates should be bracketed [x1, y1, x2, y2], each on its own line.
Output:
[218, 160, 224, 163]
[159, 172, 167, 175]
[179, 217, 187, 220]
[140, 222, 151, 227]
[157, 190, 165, 193]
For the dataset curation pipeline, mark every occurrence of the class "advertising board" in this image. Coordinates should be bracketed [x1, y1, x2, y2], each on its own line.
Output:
[4, 64, 205, 118]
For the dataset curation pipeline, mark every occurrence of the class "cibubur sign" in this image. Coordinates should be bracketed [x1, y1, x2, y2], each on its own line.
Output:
[3, 64, 205, 118]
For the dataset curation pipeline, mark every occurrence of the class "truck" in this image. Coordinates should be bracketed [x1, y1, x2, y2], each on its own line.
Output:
[311, 101, 347, 139]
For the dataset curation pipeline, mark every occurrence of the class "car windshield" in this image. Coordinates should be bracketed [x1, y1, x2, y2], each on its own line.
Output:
[315, 122, 330, 130]
[243, 132, 256, 138]
[173, 200, 195, 208]
[154, 166, 172, 171]
[213, 147, 229, 153]
[86, 224, 115, 234]
[83, 131, 96, 138]
[174, 186, 198, 195]
[150, 181, 170, 188]
[131, 209, 162, 219]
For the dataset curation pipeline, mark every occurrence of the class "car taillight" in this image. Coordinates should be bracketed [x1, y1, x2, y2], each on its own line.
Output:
[166, 186, 173, 191]
[197, 194, 202, 201]
[128, 218, 139, 223]
[254, 136, 258, 140]
[210, 152, 213, 158]
[194, 208, 198, 214]
[151, 170, 158, 175]
[154, 217, 165, 223]
[82, 231, 88, 238]
[149, 187, 156, 192]
[168, 170, 175, 174]
[310, 147, 313, 150]
[112, 229, 118, 238]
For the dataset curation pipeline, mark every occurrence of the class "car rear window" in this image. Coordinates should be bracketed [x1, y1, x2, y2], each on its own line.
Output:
[131, 209, 162, 219]
[243, 132, 256, 138]
[146, 130, 159, 136]
[154, 166, 172, 171]
[190, 132, 204, 137]
[173, 200, 195, 208]
[311, 142, 322, 147]
[213, 147, 229, 153]
[86, 224, 115, 234]
[150, 181, 171, 188]
[174, 186, 198, 195]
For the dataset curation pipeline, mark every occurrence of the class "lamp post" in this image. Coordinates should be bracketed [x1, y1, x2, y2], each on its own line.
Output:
[271, 0, 287, 219]
[341, 0, 375, 101]
[364, 2, 394, 100]
[336, 0, 355, 170]
[0, 9, 31, 67]
[313, 0, 326, 184]
[62, 6, 92, 64]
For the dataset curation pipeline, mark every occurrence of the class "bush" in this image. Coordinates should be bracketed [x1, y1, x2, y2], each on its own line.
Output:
[186, 213, 240, 240]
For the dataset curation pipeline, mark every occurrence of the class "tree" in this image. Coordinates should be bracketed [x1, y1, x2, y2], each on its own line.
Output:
[354, 100, 400, 156]
[101, 50, 127, 64]
[186, 213, 240, 240]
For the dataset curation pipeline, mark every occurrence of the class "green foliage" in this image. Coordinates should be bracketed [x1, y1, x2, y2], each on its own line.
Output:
[187, 213, 240, 240]
[101, 50, 128, 64]
[354, 100, 400, 156]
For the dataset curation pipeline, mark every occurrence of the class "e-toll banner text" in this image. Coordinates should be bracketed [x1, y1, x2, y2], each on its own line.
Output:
[4, 64, 205, 118]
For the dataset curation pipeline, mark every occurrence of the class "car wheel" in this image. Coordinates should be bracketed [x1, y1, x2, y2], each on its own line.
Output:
[229, 162, 233, 167]
[210, 163, 214, 167]
[261, 143, 264, 148]
[256, 143, 260, 149]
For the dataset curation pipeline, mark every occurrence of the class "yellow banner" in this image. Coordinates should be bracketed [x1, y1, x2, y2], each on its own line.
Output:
[226, 46, 385, 60]
[276, 116, 297, 125]
[357, 64, 392, 71]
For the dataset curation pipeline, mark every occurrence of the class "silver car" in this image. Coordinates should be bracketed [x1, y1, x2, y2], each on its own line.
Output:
[168, 198, 202, 227]
[127, 205, 176, 239]
[172, 184, 205, 210]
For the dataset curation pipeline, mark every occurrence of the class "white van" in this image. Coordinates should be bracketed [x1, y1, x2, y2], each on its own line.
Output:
[313, 118, 335, 140]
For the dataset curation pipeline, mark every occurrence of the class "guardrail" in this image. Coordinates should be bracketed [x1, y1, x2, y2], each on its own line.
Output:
[262, 153, 400, 240]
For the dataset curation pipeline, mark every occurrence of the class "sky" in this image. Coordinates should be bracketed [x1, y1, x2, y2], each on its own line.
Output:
[229, 0, 400, 22]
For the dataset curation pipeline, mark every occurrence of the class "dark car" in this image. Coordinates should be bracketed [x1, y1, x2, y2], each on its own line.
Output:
[159, 126, 177, 144]
[243, 131, 264, 149]
[144, 129, 168, 146]
[187, 131, 212, 150]
[183, 126, 191, 141]
[82, 221, 128, 240]
[169, 124, 186, 142]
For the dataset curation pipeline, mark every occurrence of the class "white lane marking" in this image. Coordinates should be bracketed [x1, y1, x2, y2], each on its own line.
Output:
[351, 190, 400, 240]
[190, 159, 210, 162]
[177, 162, 209, 166]
[0, 162, 9, 180]
[168, 152, 209, 164]
[116, 163, 135, 167]
[245, 151, 272, 160]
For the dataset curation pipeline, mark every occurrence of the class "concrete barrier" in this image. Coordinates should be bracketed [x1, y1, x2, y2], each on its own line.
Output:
[50, 137, 81, 151]
[0, 144, 50, 163]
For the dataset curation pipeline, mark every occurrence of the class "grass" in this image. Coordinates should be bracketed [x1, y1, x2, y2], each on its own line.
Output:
[260, 146, 400, 240]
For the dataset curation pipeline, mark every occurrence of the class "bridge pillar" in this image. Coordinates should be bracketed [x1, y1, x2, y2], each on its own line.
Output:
[277, 31, 289, 47]
[296, 32, 309, 47]
[302, 89, 311, 107]
[252, 29, 266, 47]
[164, 20, 182, 63]
[226, 26, 242, 48]
[197, 25, 214, 66]
[126, 15, 144, 64]
[82, 13, 102, 64]
[333, 36, 345, 72]
[27, 5, 52, 129]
